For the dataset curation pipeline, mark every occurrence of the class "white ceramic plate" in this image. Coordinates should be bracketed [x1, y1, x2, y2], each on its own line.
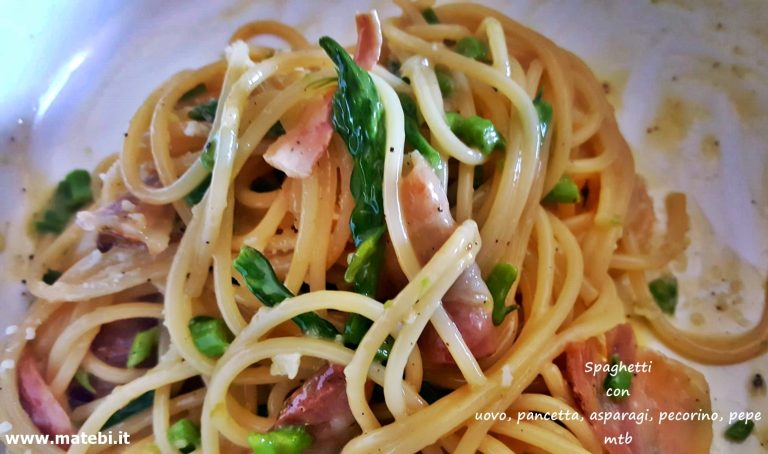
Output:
[1, 0, 766, 452]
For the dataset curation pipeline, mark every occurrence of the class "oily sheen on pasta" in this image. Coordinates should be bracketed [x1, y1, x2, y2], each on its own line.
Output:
[2, 1, 766, 454]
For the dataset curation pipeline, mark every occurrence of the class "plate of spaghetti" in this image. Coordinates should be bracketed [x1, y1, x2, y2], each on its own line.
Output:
[0, 0, 766, 453]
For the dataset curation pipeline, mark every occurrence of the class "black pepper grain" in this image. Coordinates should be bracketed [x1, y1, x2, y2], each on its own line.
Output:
[752, 373, 765, 391]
